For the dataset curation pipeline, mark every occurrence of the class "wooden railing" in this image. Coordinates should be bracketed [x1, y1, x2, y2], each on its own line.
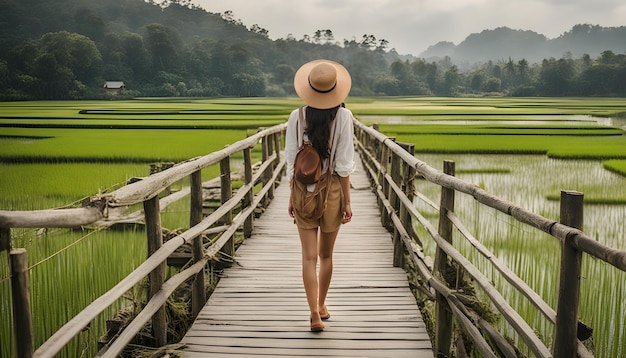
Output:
[4, 117, 626, 358]
[0, 123, 287, 358]
[354, 120, 626, 358]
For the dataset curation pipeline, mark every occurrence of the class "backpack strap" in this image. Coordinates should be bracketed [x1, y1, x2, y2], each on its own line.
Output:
[297, 106, 306, 147]
[319, 110, 340, 209]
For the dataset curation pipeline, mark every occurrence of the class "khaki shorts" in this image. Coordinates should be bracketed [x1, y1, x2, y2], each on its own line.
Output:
[294, 174, 343, 232]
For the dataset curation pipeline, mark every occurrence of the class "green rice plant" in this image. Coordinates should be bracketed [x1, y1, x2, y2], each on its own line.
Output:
[0, 164, 148, 210]
[390, 133, 626, 160]
[603, 159, 626, 176]
[0, 228, 146, 358]
[413, 153, 626, 357]
[2, 97, 625, 356]
[0, 129, 250, 163]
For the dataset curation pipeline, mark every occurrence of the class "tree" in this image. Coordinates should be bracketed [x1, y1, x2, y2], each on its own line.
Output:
[360, 34, 377, 51]
[443, 65, 461, 95]
[538, 57, 574, 96]
[469, 72, 484, 92]
[120, 32, 152, 82]
[250, 24, 269, 38]
[144, 23, 181, 73]
[484, 77, 501, 92]
[31, 31, 103, 98]
[73, 7, 105, 42]
[273, 64, 294, 84]
[376, 39, 389, 52]
[232, 73, 265, 96]
[517, 59, 529, 85]
[39, 31, 102, 84]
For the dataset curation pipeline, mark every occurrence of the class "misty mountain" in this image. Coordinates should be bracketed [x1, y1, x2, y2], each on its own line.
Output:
[420, 25, 626, 64]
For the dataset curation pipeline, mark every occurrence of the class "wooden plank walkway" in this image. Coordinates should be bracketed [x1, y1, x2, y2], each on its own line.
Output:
[179, 156, 434, 357]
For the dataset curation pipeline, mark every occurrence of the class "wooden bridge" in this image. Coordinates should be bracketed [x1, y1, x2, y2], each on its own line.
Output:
[1, 118, 625, 358]
[179, 155, 432, 357]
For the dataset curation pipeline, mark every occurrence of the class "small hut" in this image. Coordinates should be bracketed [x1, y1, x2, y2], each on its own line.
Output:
[103, 81, 126, 95]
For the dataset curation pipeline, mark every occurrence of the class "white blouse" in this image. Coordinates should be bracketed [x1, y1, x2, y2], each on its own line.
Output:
[285, 106, 356, 187]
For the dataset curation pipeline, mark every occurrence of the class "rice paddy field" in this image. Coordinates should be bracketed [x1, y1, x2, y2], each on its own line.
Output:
[1, 97, 625, 357]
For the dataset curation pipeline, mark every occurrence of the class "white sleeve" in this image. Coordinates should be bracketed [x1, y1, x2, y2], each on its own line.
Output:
[285, 109, 299, 182]
[333, 108, 356, 177]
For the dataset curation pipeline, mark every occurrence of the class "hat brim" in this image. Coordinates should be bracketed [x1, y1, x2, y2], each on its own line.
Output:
[294, 60, 351, 109]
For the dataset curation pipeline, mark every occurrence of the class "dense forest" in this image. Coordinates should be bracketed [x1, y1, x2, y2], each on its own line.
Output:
[0, 0, 625, 100]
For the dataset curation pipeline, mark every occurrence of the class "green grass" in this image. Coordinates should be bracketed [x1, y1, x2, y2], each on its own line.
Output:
[1, 228, 146, 358]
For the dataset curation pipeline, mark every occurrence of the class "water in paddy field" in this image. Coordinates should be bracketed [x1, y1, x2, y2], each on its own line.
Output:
[360, 114, 621, 127]
[413, 153, 625, 357]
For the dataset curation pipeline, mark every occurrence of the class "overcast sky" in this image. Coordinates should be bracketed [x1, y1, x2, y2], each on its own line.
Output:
[192, 0, 625, 55]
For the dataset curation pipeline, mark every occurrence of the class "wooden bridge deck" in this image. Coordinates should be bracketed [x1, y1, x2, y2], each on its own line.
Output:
[179, 156, 434, 357]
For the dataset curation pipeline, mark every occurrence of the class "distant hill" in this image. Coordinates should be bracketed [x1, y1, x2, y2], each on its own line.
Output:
[0, 0, 624, 99]
[420, 25, 626, 64]
[0, 0, 260, 47]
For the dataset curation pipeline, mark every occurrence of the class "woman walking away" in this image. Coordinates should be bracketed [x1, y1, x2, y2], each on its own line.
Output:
[286, 59, 355, 332]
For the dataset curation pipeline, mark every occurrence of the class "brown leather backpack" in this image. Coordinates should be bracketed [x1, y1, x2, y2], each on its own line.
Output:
[291, 106, 339, 220]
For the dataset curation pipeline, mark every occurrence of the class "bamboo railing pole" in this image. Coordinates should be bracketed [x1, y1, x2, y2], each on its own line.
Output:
[144, 196, 167, 347]
[243, 147, 254, 238]
[379, 143, 390, 228]
[190, 170, 206, 318]
[261, 132, 270, 207]
[391, 151, 403, 267]
[554, 190, 584, 357]
[10, 247, 34, 358]
[220, 156, 233, 262]
[273, 131, 282, 176]
[267, 133, 275, 200]
[402, 143, 419, 245]
[434, 160, 456, 358]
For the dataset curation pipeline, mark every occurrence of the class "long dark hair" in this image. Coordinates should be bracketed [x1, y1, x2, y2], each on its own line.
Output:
[305, 105, 341, 160]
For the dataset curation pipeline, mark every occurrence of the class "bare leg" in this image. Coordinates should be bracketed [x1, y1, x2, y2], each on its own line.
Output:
[318, 229, 339, 317]
[298, 227, 323, 328]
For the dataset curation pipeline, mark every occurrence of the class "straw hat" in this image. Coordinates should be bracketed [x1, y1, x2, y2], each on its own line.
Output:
[294, 59, 351, 109]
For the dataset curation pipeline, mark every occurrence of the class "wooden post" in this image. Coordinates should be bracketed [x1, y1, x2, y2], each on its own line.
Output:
[434, 160, 456, 358]
[273, 132, 282, 179]
[401, 144, 418, 245]
[10, 248, 34, 358]
[394, 143, 416, 267]
[220, 156, 233, 263]
[261, 133, 270, 207]
[143, 196, 167, 347]
[391, 152, 403, 267]
[190, 170, 206, 318]
[1, 227, 10, 252]
[554, 190, 584, 358]
[243, 147, 254, 238]
[390, 151, 402, 209]
[266, 133, 275, 200]
[379, 142, 390, 228]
